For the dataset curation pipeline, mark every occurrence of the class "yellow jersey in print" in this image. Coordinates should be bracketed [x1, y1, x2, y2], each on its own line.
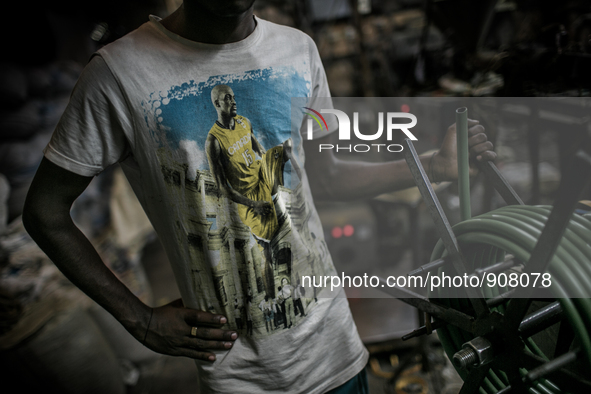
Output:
[208, 116, 261, 194]
[207, 115, 283, 241]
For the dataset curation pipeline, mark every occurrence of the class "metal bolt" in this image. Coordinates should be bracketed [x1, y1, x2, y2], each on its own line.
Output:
[453, 337, 494, 369]
[453, 347, 478, 369]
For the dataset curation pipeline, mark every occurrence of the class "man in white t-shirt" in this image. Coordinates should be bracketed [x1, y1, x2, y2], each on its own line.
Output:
[277, 278, 293, 329]
[22, 1, 496, 393]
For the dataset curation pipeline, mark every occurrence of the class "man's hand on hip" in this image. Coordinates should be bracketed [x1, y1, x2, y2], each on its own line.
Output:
[143, 299, 238, 362]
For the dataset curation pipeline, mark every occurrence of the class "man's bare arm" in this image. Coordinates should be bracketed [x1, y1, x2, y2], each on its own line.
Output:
[206, 134, 272, 216]
[304, 120, 496, 201]
[23, 158, 236, 361]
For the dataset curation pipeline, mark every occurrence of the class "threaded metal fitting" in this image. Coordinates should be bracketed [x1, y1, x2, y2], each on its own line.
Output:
[453, 347, 479, 369]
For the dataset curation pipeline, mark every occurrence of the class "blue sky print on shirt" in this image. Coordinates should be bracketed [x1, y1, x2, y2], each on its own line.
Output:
[142, 66, 309, 186]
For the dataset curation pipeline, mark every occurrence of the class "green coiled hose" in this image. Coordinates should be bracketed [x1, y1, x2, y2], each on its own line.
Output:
[430, 205, 591, 393]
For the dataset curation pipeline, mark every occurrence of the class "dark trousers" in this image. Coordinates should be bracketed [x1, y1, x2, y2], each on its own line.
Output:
[294, 298, 305, 316]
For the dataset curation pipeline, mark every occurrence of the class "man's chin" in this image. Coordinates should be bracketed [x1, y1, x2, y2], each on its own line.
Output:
[202, 0, 256, 17]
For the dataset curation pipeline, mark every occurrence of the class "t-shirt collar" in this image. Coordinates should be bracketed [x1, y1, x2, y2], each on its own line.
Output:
[148, 14, 262, 51]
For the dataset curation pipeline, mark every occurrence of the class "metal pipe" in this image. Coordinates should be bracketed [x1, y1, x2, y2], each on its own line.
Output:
[407, 258, 446, 277]
[401, 289, 516, 341]
[525, 349, 579, 383]
[518, 301, 565, 338]
[473, 259, 518, 278]
[477, 160, 524, 206]
[456, 107, 471, 221]
[403, 138, 489, 316]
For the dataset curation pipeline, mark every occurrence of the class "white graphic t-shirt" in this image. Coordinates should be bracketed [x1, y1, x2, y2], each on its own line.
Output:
[44, 15, 368, 393]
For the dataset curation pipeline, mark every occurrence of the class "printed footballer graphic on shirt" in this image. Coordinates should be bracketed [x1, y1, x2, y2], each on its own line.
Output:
[141, 66, 336, 337]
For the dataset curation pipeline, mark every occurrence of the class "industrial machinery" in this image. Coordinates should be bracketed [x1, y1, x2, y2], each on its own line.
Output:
[379, 107, 591, 393]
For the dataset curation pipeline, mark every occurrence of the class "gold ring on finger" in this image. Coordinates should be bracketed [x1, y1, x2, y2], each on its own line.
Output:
[191, 326, 198, 337]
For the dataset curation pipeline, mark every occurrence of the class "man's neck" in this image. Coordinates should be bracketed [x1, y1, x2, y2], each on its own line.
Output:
[160, 2, 256, 44]
[217, 115, 235, 129]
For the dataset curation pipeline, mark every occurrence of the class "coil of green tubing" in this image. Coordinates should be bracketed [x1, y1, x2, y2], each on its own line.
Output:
[429, 205, 591, 394]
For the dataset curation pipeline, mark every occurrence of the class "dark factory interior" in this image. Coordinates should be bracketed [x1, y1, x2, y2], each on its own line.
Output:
[1, 1, 591, 393]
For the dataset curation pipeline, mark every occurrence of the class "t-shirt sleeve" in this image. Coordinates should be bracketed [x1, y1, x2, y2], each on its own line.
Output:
[303, 35, 338, 140]
[43, 55, 133, 177]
